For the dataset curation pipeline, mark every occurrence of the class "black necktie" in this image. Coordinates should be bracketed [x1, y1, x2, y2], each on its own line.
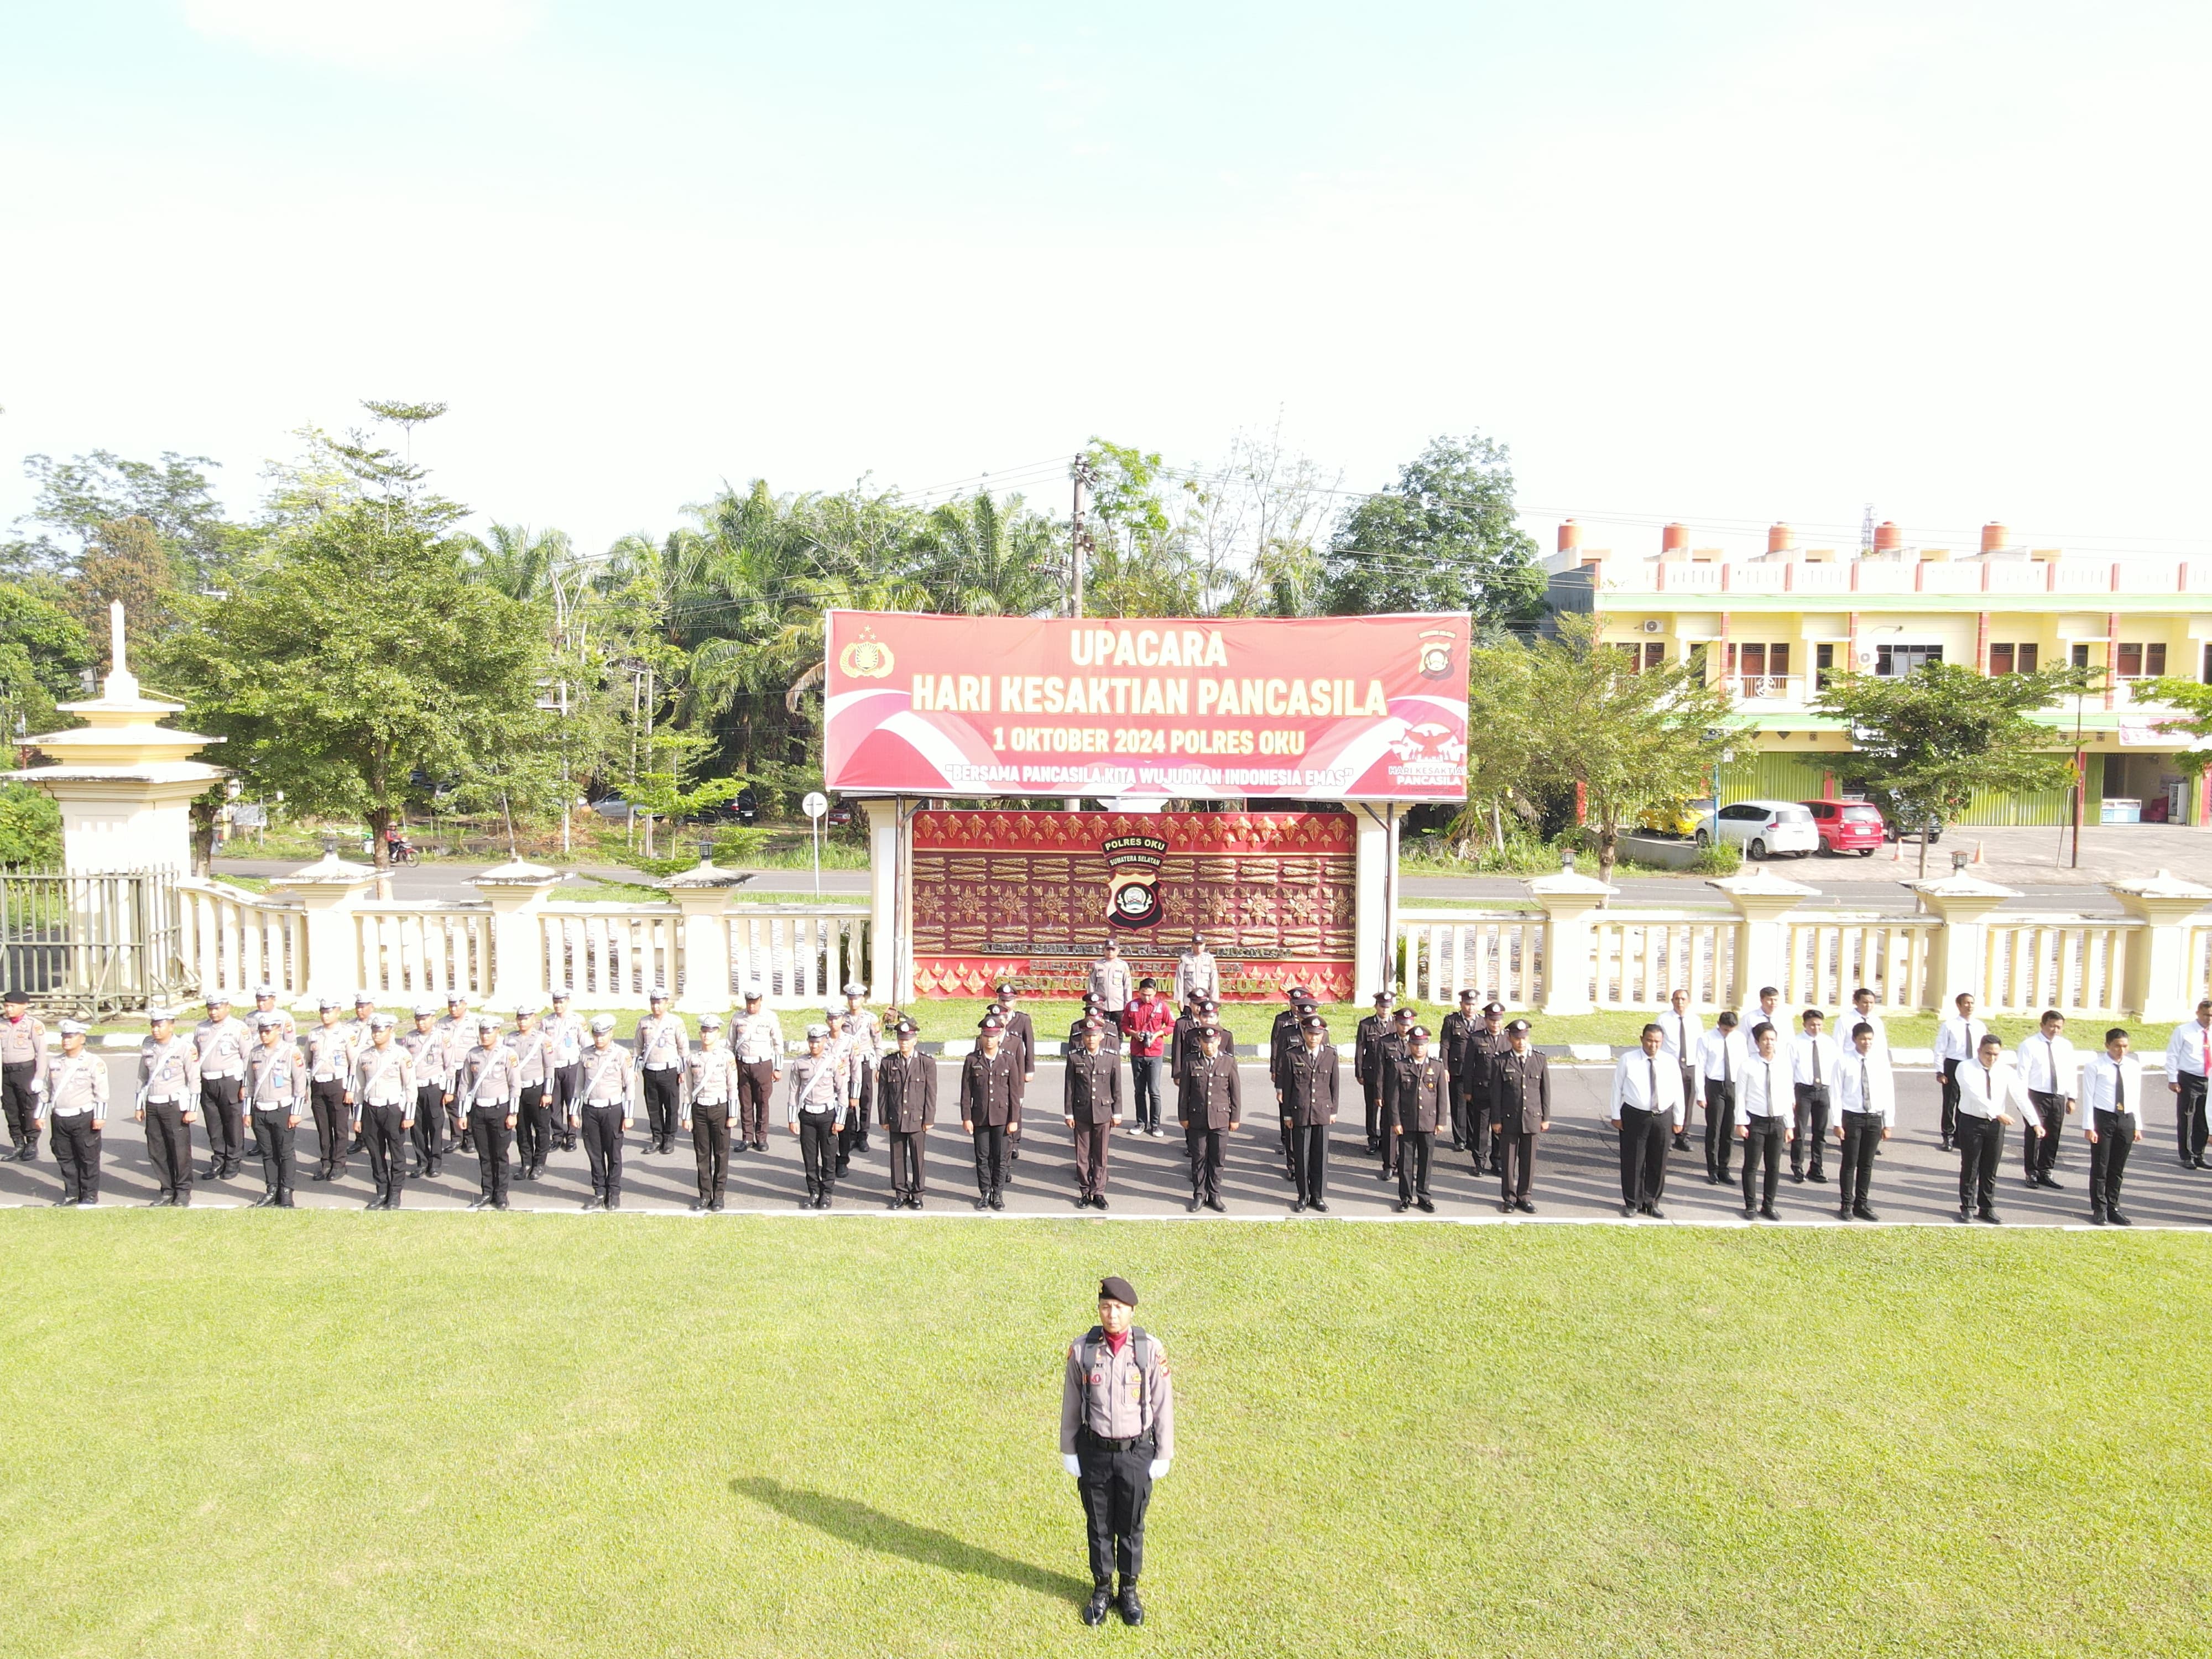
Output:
[1811, 1040, 1821, 1086]
[1860, 1060, 1870, 1110]
[1648, 1056, 1658, 1112]
[2116, 1065, 2125, 1110]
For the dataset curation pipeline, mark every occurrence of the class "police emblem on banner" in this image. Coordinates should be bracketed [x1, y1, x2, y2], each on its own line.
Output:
[837, 628, 895, 680]
[1101, 834, 1167, 931]
[1416, 627, 1455, 680]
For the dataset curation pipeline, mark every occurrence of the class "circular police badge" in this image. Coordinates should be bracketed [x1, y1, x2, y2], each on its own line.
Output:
[1416, 627, 1455, 680]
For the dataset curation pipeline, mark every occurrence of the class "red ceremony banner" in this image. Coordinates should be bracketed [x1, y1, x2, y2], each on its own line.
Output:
[909, 809, 1357, 1001]
[824, 611, 1469, 801]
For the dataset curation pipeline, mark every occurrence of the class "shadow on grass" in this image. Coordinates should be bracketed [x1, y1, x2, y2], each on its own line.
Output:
[732, 1477, 1086, 1602]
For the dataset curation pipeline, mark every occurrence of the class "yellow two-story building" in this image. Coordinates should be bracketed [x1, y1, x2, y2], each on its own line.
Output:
[1547, 519, 2212, 827]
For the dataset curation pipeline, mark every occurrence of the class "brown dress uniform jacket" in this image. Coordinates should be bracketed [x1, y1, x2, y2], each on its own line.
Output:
[1279, 1043, 1340, 1126]
[1067, 1017, 1122, 1057]
[877, 1050, 938, 1133]
[1439, 1011, 1479, 1078]
[1460, 1027, 1509, 1104]
[1492, 1047, 1552, 1132]
[1185, 1052, 1242, 1130]
[959, 1047, 1020, 1128]
[1392, 1054, 1449, 1133]
[1063, 1046, 1123, 1125]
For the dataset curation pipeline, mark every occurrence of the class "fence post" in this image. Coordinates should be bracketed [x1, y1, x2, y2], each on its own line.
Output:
[268, 853, 377, 1009]
[1527, 870, 1617, 1016]
[2106, 869, 2212, 1020]
[472, 862, 564, 1011]
[1707, 869, 1820, 1008]
[661, 862, 754, 1015]
[1905, 873, 2020, 1010]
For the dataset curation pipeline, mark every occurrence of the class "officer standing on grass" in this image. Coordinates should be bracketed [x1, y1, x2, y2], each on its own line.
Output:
[1060, 1275, 1173, 1629]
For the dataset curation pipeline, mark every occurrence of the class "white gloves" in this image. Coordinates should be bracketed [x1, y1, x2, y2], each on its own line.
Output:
[1148, 1458, 1170, 1479]
[1062, 1454, 1081, 1477]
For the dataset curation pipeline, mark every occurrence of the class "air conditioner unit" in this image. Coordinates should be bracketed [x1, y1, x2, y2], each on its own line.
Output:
[1640, 619, 1663, 634]
[1855, 649, 1875, 666]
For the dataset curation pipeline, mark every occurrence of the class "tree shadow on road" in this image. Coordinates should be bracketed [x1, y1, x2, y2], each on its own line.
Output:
[731, 1477, 1086, 1601]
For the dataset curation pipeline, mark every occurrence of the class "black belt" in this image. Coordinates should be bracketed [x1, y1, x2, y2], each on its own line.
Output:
[2, 1060, 33, 1072]
[1077, 1429, 1153, 1454]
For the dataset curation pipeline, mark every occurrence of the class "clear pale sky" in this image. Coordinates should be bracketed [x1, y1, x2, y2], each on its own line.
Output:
[3, 1, 2207, 560]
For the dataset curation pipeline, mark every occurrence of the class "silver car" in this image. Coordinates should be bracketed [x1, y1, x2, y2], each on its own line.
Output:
[1699, 799, 1820, 860]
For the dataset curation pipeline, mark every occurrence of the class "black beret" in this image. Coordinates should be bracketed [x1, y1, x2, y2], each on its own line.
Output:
[1098, 1275, 1138, 1308]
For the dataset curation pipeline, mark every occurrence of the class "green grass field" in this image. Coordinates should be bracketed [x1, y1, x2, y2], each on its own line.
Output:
[4, 1217, 2205, 1657]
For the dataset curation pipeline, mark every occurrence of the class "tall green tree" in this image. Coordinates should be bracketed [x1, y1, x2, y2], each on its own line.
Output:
[154, 504, 548, 869]
[910, 491, 1061, 618]
[0, 580, 92, 739]
[4, 449, 239, 583]
[1814, 662, 2074, 877]
[1321, 432, 1543, 630]
[1457, 616, 1735, 888]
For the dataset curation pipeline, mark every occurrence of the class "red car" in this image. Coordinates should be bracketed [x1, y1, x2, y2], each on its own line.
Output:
[1801, 799, 1886, 855]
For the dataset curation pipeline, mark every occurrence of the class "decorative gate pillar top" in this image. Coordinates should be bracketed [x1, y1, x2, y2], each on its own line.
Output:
[3, 601, 226, 874]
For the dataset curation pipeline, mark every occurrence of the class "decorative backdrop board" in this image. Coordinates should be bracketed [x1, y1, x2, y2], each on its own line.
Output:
[908, 809, 1357, 1001]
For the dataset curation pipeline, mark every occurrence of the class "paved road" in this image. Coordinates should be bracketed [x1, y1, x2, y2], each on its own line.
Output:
[16, 1054, 2206, 1230]
[209, 861, 870, 902]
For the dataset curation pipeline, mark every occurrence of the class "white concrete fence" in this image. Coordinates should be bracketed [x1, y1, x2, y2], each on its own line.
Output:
[173, 855, 2211, 1022]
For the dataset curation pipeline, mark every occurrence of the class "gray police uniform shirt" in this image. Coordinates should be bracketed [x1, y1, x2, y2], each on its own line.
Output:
[579, 1043, 638, 1109]
[685, 1044, 739, 1117]
[785, 1051, 850, 1128]
[245, 1041, 307, 1112]
[400, 1025, 450, 1093]
[454, 1043, 522, 1112]
[193, 1015, 251, 1081]
[304, 1022, 358, 1088]
[352, 1043, 419, 1111]
[137, 1035, 199, 1104]
[1059, 1328, 1175, 1458]
[506, 1026, 555, 1090]
[634, 1014, 690, 1076]
[45, 1051, 108, 1118]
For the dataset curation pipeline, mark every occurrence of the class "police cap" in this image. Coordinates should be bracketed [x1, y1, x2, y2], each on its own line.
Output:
[1098, 1275, 1138, 1308]
[1505, 1018, 1531, 1035]
[588, 1014, 616, 1034]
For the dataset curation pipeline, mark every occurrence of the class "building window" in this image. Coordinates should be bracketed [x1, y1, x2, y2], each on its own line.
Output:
[1725, 642, 1791, 696]
[2115, 643, 2166, 679]
[1815, 643, 1834, 688]
[2073, 644, 2090, 669]
[1615, 642, 1663, 671]
[2203, 643, 2212, 684]
[1987, 643, 2038, 675]
[1875, 644, 1942, 677]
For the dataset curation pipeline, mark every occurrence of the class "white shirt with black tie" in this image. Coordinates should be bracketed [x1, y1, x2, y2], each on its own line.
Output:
[1739, 1055, 1790, 1121]
[1954, 1056, 2034, 1126]
[2078, 1054, 2143, 1119]
[1835, 1047, 1896, 1128]
[1608, 1049, 1686, 1130]
[2015, 1032, 2078, 1100]
[1788, 1031, 1841, 1090]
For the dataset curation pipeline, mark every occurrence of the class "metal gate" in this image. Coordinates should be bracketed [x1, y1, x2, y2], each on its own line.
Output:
[0, 868, 193, 1019]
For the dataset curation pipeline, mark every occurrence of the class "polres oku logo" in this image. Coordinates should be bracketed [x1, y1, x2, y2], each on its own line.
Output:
[1416, 627, 1456, 680]
[1102, 834, 1167, 931]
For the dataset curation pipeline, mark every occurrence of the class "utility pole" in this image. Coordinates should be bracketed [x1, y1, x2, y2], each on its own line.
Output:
[1070, 453, 1097, 620]
[1859, 502, 1875, 555]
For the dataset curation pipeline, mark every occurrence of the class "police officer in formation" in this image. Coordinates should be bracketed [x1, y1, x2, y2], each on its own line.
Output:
[194, 991, 251, 1180]
[454, 1015, 522, 1211]
[509, 1003, 556, 1181]
[1181, 1022, 1241, 1213]
[875, 1017, 936, 1208]
[1438, 988, 1483, 1151]
[733, 988, 782, 1154]
[434, 994, 477, 1157]
[1, 987, 48, 1161]
[575, 1014, 635, 1210]
[244, 1011, 306, 1207]
[400, 1003, 450, 1177]
[1490, 1018, 1550, 1212]
[303, 997, 357, 1182]
[351, 1012, 416, 1210]
[1460, 999, 1510, 1175]
[43, 1019, 106, 1204]
[1353, 990, 1392, 1154]
[1373, 1005, 1415, 1179]
[785, 1021, 849, 1209]
[683, 1012, 739, 1212]
[1277, 1012, 1338, 1212]
[837, 982, 881, 1168]
[1392, 1024, 1448, 1213]
[634, 989, 688, 1156]
[961, 1013, 1020, 1210]
[545, 989, 585, 1152]
[1063, 1015, 1121, 1209]
[136, 1006, 199, 1204]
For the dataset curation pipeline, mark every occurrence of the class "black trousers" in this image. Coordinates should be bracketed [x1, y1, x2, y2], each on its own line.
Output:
[1618, 1105, 1670, 1209]
[889, 1127, 925, 1196]
[970, 1123, 1008, 1198]
[1073, 1119, 1111, 1198]
[1674, 1066, 1697, 1145]
[2091, 1109, 2137, 1212]
[1838, 1110, 1882, 1210]
[642, 1068, 680, 1147]
[448, 1091, 472, 1157]
[551, 1062, 583, 1146]
[1939, 1060, 1961, 1143]
[310, 1079, 349, 1174]
[145, 1100, 192, 1198]
[2175, 1073, 2206, 1162]
[738, 1062, 775, 1145]
[1791, 1084, 1830, 1176]
[1703, 1080, 1736, 1180]
[471, 1107, 512, 1202]
[1075, 1434, 1155, 1589]
[1956, 1115, 2004, 1213]
[691, 1100, 731, 1202]
[1194, 1126, 1228, 1204]
[1447, 1077, 1470, 1146]
[251, 1107, 296, 1196]
[1499, 1124, 1536, 1201]
[51, 1114, 100, 1201]
[581, 1103, 625, 1201]
[1376, 1076, 1400, 1173]
[411, 1083, 445, 1169]
[1361, 1079, 1382, 1146]
[840, 1062, 874, 1159]
[2024, 1091, 2067, 1176]
[362, 1102, 406, 1203]
[799, 1109, 839, 1197]
[3, 1060, 40, 1149]
[1741, 1115, 1785, 1211]
[1288, 1121, 1328, 1204]
[1129, 1056, 1161, 1130]
[1397, 1128, 1433, 1202]
[516, 1083, 549, 1169]
[201, 1076, 244, 1166]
